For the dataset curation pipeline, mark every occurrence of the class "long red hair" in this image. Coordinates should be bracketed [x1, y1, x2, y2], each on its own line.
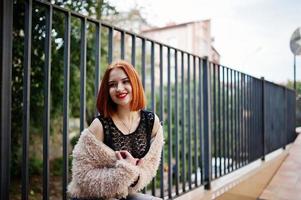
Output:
[97, 60, 146, 117]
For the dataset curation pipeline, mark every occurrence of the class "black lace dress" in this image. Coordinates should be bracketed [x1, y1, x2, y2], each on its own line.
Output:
[97, 110, 155, 159]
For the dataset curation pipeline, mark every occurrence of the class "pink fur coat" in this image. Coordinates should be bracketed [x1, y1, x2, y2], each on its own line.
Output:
[67, 127, 164, 199]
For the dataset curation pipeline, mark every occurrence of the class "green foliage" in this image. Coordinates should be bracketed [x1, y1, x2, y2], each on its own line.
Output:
[70, 134, 80, 148]
[285, 80, 301, 96]
[11, 0, 116, 178]
[50, 157, 73, 176]
[286, 80, 301, 126]
[28, 157, 43, 176]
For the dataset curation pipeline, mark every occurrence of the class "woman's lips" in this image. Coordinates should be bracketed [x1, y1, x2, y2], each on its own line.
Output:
[117, 93, 127, 99]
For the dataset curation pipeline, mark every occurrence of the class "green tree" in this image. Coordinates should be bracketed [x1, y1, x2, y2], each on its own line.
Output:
[11, 0, 117, 180]
[285, 80, 301, 96]
[285, 80, 301, 126]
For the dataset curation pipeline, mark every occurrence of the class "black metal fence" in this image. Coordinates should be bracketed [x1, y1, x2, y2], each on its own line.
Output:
[0, 0, 297, 200]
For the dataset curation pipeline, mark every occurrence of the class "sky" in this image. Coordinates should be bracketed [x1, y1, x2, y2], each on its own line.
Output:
[109, 0, 301, 84]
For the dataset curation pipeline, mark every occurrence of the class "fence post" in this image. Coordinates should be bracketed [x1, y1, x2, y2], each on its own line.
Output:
[0, 0, 13, 199]
[261, 77, 266, 161]
[203, 57, 212, 189]
[283, 87, 287, 149]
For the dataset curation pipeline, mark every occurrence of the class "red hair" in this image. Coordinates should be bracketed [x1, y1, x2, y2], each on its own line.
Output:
[97, 60, 146, 117]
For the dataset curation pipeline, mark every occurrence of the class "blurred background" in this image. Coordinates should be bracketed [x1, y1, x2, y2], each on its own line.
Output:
[8, 0, 300, 199]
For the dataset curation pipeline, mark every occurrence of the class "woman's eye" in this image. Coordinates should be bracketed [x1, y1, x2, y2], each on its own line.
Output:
[109, 83, 116, 88]
[123, 80, 130, 84]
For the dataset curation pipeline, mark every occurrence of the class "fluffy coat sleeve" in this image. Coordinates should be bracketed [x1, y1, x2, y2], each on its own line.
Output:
[67, 129, 140, 199]
[128, 125, 165, 193]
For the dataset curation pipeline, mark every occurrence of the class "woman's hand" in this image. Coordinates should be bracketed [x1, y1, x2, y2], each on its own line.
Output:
[115, 150, 138, 166]
[136, 158, 144, 166]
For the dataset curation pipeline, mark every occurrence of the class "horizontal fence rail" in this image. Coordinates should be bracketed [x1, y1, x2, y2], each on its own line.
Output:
[1, 0, 297, 199]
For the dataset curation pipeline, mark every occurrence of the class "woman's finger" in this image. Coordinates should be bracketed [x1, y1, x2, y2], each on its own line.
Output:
[120, 150, 134, 159]
[137, 159, 144, 166]
[115, 151, 123, 160]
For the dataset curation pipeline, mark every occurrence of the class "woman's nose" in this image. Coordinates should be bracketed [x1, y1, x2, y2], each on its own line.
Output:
[116, 82, 124, 91]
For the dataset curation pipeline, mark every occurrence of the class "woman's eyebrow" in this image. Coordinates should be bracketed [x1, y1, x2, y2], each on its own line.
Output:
[108, 77, 128, 83]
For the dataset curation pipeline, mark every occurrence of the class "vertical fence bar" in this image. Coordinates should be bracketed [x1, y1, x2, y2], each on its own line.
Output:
[253, 79, 261, 160]
[198, 58, 204, 184]
[217, 65, 221, 177]
[43, 5, 52, 200]
[21, 1, 32, 199]
[242, 74, 246, 165]
[235, 71, 239, 169]
[212, 64, 217, 178]
[239, 73, 243, 167]
[248, 76, 251, 162]
[141, 38, 146, 88]
[252, 79, 255, 160]
[226, 68, 229, 172]
[288, 91, 292, 143]
[174, 50, 179, 195]
[203, 58, 212, 189]
[233, 71, 236, 170]
[193, 56, 198, 185]
[150, 41, 156, 196]
[108, 27, 113, 64]
[244, 75, 246, 162]
[237, 72, 240, 168]
[239, 73, 242, 166]
[237, 71, 240, 168]
[228, 69, 231, 170]
[260, 79, 263, 158]
[167, 47, 172, 198]
[187, 54, 192, 188]
[120, 31, 125, 59]
[230, 70, 234, 171]
[252, 78, 255, 158]
[151, 42, 155, 113]
[181, 51, 186, 192]
[62, 11, 71, 200]
[131, 35, 136, 66]
[94, 22, 101, 112]
[247, 76, 250, 163]
[253, 79, 257, 160]
[240, 74, 243, 166]
[283, 87, 287, 149]
[251, 77, 254, 161]
[222, 67, 226, 175]
[80, 18, 87, 132]
[245, 75, 250, 165]
[293, 91, 296, 141]
[257, 79, 260, 159]
[0, 0, 13, 199]
[244, 74, 247, 165]
[235, 71, 240, 169]
[159, 44, 164, 198]
[248, 76, 253, 163]
[241, 74, 244, 165]
[233, 71, 236, 169]
[261, 77, 266, 160]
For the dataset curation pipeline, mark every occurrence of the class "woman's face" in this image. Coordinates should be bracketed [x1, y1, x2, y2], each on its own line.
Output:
[108, 67, 133, 108]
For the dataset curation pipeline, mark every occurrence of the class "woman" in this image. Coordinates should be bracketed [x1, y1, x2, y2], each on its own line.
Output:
[68, 60, 164, 200]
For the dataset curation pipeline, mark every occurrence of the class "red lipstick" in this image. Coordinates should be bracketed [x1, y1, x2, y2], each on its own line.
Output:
[117, 93, 127, 99]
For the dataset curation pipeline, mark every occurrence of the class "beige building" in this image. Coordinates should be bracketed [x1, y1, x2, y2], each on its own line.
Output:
[141, 20, 220, 63]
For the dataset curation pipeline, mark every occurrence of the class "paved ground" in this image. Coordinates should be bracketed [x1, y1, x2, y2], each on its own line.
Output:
[175, 132, 301, 200]
[215, 133, 301, 200]
[215, 152, 287, 200]
[259, 133, 301, 200]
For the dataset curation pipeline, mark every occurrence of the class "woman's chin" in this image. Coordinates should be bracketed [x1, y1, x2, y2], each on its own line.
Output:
[116, 101, 131, 107]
